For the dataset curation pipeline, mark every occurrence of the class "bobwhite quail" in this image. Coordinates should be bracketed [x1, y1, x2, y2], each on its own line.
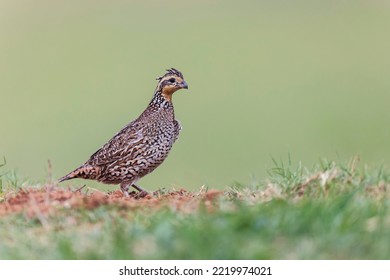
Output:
[59, 68, 188, 194]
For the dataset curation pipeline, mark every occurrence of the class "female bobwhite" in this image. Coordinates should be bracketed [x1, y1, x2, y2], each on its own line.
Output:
[59, 68, 188, 194]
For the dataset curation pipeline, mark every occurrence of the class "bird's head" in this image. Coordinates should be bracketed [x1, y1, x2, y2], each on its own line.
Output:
[156, 68, 188, 101]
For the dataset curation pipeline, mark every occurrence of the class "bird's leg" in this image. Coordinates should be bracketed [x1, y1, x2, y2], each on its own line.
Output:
[120, 182, 130, 197]
[132, 184, 149, 193]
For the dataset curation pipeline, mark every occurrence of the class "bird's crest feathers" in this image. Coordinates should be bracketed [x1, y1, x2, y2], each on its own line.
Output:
[156, 68, 184, 81]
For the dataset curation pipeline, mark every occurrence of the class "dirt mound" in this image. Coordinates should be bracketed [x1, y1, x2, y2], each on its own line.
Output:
[0, 187, 225, 218]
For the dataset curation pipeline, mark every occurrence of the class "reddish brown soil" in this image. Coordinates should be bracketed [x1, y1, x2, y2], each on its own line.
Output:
[0, 187, 225, 218]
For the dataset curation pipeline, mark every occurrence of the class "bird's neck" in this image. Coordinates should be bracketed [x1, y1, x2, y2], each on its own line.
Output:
[138, 91, 175, 123]
[149, 90, 173, 110]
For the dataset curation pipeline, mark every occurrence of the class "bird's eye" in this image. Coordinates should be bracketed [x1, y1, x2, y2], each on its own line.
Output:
[169, 78, 176, 83]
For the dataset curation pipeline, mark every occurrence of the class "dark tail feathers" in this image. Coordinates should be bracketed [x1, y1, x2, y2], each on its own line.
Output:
[58, 165, 99, 183]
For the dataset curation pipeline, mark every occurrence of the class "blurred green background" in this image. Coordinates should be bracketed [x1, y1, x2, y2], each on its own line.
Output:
[1, 0, 389, 190]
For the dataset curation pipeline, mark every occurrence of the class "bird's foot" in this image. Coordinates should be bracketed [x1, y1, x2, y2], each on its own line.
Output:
[135, 190, 149, 199]
[132, 184, 149, 194]
[120, 183, 149, 198]
[122, 190, 130, 198]
[120, 184, 130, 197]
[132, 184, 149, 199]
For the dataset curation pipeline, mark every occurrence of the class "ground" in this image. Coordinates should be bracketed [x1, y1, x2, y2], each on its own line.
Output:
[0, 186, 224, 219]
[0, 159, 389, 259]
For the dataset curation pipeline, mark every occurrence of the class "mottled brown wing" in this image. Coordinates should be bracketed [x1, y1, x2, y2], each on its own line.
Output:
[86, 122, 146, 167]
[173, 119, 182, 142]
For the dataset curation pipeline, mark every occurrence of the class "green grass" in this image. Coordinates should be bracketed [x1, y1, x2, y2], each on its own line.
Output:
[0, 159, 389, 259]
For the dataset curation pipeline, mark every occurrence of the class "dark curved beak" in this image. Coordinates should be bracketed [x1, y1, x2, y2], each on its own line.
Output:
[180, 81, 188, 89]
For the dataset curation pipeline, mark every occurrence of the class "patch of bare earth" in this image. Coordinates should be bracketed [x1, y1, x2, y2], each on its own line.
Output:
[0, 186, 225, 218]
